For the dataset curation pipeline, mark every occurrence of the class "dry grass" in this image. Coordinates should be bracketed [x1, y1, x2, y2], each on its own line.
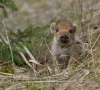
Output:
[0, 0, 100, 90]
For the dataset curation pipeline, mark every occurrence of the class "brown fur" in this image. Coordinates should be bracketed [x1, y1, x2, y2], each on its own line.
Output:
[50, 20, 84, 69]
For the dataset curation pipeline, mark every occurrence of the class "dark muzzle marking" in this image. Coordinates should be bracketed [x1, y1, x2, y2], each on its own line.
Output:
[60, 34, 69, 43]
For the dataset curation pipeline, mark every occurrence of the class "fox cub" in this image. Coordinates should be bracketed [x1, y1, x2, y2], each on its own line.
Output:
[50, 20, 84, 69]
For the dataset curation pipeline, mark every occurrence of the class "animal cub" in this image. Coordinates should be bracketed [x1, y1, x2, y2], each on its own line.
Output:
[50, 20, 84, 69]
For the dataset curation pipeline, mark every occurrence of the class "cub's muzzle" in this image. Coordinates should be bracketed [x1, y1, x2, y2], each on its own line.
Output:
[60, 34, 69, 43]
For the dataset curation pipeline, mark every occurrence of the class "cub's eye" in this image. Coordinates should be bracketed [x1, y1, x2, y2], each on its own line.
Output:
[69, 29, 73, 33]
[55, 29, 59, 32]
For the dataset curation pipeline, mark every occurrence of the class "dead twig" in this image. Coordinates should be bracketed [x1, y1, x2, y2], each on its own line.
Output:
[1, 19, 15, 70]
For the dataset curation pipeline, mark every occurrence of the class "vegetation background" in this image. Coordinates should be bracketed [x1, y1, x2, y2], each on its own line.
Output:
[0, 0, 100, 90]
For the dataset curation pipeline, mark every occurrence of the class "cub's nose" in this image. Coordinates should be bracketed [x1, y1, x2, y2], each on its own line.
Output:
[60, 34, 69, 42]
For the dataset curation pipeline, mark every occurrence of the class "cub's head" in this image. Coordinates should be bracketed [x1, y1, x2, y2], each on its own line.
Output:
[50, 20, 76, 46]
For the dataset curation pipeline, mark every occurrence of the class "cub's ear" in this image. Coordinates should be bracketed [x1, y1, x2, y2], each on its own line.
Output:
[72, 24, 77, 34]
[50, 22, 56, 34]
